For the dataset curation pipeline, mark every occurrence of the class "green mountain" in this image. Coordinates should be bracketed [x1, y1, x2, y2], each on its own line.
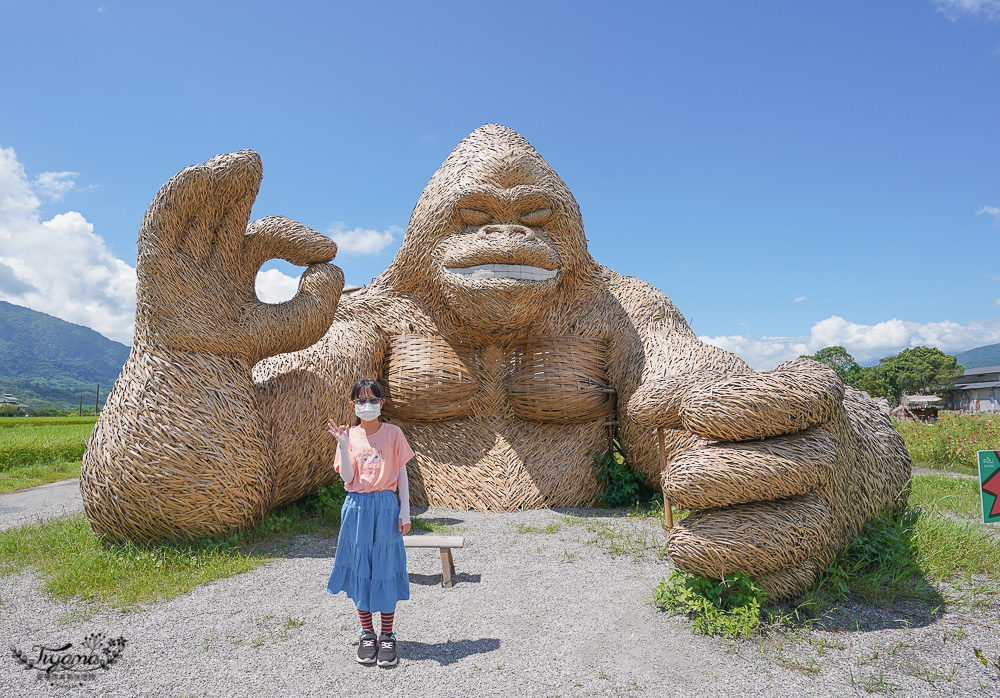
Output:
[954, 343, 1000, 371]
[0, 301, 130, 411]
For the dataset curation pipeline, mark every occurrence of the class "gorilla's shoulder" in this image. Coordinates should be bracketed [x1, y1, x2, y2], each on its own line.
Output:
[596, 267, 686, 319]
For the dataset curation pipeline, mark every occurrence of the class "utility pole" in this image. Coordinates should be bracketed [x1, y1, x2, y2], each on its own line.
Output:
[79, 396, 83, 417]
[95, 383, 99, 416]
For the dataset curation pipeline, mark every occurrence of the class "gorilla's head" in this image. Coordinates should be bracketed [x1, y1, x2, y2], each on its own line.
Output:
[381, 125, 599, 332]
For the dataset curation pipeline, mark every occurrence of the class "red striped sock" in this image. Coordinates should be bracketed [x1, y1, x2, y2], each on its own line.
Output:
[381, 611, 395, 635]
[358, 610, 374, 633]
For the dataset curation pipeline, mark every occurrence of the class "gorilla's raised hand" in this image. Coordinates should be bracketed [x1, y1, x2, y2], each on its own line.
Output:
[135, 150, 342, 362]
[81, 151, 344, 542]
[628, 359, 911, 600]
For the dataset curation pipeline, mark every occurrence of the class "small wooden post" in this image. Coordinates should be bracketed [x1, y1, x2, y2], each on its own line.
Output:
[95, 383, 100, 415]
[440, 548, 455, 588]
[657, 427, 674, 530]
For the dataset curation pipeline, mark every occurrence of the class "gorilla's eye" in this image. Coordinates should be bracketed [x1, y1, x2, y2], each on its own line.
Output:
[458, 208, 491, 226]
[519, 208, 553, 227]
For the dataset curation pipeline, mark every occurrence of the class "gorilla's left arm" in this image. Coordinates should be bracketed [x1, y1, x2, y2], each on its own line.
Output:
[602, 270, 911, 600]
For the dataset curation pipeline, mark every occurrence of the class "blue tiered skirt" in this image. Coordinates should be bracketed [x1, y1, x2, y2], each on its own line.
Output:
[327, 490, 409, 613]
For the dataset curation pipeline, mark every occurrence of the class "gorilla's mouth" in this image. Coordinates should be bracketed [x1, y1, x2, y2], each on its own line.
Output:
[444, 264, 558, 281]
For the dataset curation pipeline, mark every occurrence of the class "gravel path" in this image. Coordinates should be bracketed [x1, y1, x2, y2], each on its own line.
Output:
[1, 480, 999, 696]
[0, 478, 82, 532]
[911, 467, 979, 480]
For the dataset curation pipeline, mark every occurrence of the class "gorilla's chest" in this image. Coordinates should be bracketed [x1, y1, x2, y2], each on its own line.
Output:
[381, 334, 616, 423]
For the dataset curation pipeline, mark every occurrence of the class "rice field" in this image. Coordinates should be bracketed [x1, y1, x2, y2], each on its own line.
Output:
[0, 418, 96, 472]
[0, 416, 99, 428]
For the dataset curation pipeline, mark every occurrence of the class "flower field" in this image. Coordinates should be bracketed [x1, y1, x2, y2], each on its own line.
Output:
[894, 413, 999, 473]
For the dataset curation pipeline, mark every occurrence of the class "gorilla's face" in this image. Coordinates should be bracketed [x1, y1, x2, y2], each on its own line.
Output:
[385, 125, 597, 333]
[434, 184, 566, 328]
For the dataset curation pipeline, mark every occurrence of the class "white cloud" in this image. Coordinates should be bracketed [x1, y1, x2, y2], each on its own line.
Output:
[255, 268, 299, 303]
[97, 4, 108, 12]
[994, 298, 1000, 306]
[793, 296, 806, 302]
[32, 171, 80, 201]
[933, 0, 1000, 21]
[976, 205, 1000, 226]
[700, 314, 1000, 370]
[0, 146, 136, 344]
[325, 222, 400, 255]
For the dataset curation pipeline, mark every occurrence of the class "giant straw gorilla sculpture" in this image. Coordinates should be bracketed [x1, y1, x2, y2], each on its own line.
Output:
[81, 125, 911, 599]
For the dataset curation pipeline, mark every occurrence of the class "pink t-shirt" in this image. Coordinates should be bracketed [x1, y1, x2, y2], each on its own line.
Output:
[334, 423, 415, 493]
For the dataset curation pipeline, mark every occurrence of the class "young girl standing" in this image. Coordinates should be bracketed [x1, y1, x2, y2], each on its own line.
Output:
[327, 378, 413, 667]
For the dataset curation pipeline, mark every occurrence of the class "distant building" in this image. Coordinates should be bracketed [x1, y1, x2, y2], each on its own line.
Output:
[0, 394, 18, 405]
[893, 394, 943, 421]
[946, 366, 1000, 412]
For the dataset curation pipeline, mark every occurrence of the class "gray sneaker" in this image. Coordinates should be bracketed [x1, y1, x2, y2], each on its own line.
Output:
[377, 632, 397, 667]
[356, 631, 377, 664]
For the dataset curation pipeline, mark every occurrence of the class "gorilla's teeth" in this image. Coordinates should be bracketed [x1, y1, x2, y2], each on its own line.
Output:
[445, 264, 557, 281]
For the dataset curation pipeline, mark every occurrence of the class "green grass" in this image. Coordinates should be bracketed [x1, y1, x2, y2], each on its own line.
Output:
[0, 416, 99, 428]
[515, 521, 563, 534]
[0, 483, 347, 609]
[910, 512, 1000, 580]
[0, 459, 81, 493]
[410, 518, 456, 534]
[657, 499, 1000, 638]
[895, 413, 997, 474]
[0, 422, 95, 471]
[909, 474, 982, 519]
[0, 515, 265, 608]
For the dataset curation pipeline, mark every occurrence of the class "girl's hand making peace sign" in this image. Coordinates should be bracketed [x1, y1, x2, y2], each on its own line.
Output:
[327, 418, 351, 450]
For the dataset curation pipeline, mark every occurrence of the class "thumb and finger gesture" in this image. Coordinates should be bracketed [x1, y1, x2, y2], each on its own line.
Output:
[327, 419, 351, 443]
[136, 150, 343, 362]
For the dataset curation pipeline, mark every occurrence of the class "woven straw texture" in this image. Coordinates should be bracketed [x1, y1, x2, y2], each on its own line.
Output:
[80, 151, 344, 542]
[630, 361, 911, 600]
[81, 127, 911, 600]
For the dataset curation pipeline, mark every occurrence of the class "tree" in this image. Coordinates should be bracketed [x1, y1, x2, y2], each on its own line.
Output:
[0, 404, 24, 417]
[859, 346, 963, 405]
[800, 346, 864, 388]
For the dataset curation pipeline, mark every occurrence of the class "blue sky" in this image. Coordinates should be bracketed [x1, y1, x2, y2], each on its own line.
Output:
[1, 0, 999, 368]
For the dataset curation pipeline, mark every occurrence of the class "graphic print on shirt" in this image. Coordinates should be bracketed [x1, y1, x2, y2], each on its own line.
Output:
[354, 447, 384, 488]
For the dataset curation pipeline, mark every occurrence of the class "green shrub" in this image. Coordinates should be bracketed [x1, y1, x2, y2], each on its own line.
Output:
[252, 482, 348, 536]
[590, 439, 657, 508]
[654, 570, 767, 638]
[29, 408, 71, 417]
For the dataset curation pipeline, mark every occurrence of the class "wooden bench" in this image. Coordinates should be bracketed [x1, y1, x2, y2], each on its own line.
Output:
[403, 535, 465, 588]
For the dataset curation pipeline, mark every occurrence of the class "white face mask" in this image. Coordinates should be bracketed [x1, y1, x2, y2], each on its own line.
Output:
[354, 402, 382, 421]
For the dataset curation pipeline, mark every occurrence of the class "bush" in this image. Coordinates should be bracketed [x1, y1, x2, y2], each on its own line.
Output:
[28, 408, 71, 417]
[0, 404, 25, 417]
[654, 570, 767, 638]
[590, 439, 658, 508]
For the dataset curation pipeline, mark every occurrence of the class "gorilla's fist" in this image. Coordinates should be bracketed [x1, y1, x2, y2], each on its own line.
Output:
[629, 358, 911, 600]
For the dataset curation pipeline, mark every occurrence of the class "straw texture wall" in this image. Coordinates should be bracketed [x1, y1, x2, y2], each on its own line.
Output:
[82, 127, 911, 599]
